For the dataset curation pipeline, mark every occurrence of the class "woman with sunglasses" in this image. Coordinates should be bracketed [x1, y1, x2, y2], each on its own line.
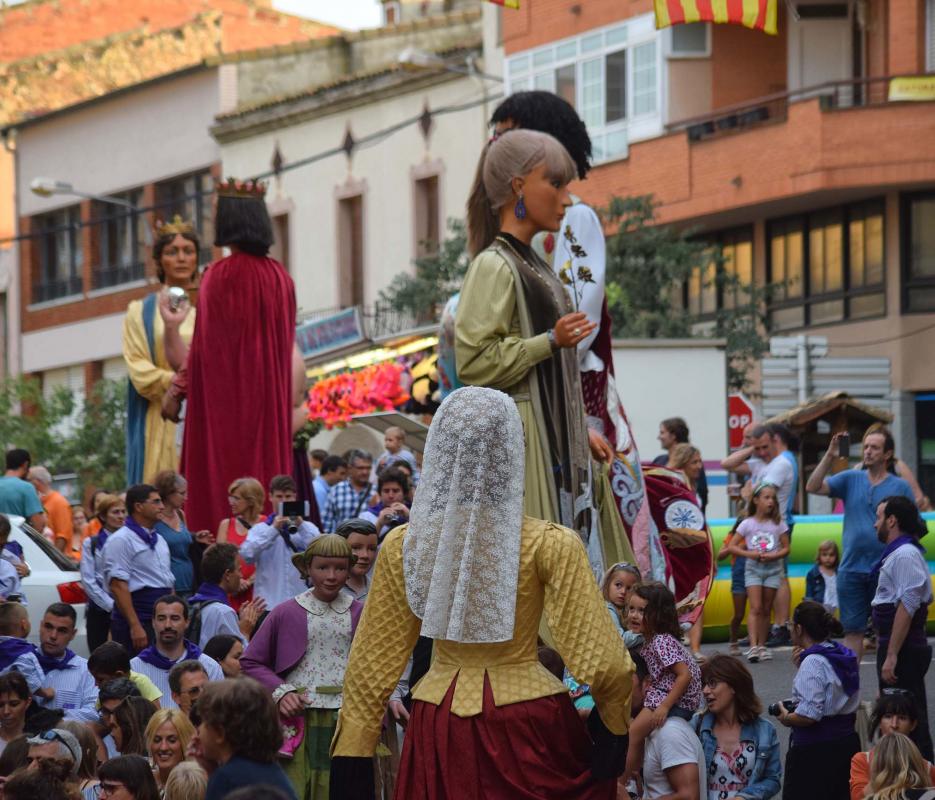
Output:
[98, 754, 161, 800]
[695, 654, 781, 799]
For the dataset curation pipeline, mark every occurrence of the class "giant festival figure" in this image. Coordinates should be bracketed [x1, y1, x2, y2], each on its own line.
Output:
[162, 179, 296, 533]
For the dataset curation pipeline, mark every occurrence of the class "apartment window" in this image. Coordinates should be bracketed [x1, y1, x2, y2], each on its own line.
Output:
[684, 227, 754, 317]
[506, 14, 661, 163]
[33, 206, 83, 303]
[338, 195, 364, 307]
[383, 1, 401, 25]
[668, 22, 711, 58]
[767, 199, 885, 329]
[414, 175, 440, 259]
[91, 191, 146, 290]
[928, 0, 935, 71]
[153, 170, 214, 254]
[903, 192, 935, 313]
[269, 214, 291, 273]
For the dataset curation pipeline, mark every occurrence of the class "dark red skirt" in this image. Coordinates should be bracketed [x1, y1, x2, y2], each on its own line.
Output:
[394, 676, 616, 800]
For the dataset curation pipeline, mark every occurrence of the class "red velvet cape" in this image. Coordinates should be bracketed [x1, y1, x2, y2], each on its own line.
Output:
[180, 252, 296, 532]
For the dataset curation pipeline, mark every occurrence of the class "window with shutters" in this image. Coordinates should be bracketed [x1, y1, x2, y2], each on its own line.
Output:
[90, 190, 146, 290]
[31, 206, 83, 304]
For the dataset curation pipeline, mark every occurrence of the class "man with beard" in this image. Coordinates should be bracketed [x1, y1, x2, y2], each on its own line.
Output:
[807, 427, 915, 660]
[870, 495, 933, 760]
[130, 595, 222, 709]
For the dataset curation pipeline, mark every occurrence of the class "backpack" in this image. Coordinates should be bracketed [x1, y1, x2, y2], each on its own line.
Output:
[185, 600, 220, 646]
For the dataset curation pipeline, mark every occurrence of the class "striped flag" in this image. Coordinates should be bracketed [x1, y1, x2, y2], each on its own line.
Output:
[484, 0, 520, 8]
[654, 0, 778, 35]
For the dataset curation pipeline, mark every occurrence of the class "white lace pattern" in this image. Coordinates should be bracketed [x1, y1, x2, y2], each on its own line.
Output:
[403, 386, 524, 643]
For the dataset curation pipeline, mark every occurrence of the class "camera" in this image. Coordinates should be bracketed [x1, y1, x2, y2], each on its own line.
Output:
[386, 514, 406, 528]
[278, 501, 309, 534]
[768, 699, 796, 717]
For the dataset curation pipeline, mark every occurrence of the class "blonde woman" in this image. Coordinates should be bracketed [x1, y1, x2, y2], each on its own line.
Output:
[163, 760, 207, 800]
[216, 477, 264, 611]
[144, 708, 195, 791]
[867, 732, 935, 799]
[667, 443, 704, 499]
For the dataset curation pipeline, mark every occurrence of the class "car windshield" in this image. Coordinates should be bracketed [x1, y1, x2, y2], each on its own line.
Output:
[18, 522, 79, 571]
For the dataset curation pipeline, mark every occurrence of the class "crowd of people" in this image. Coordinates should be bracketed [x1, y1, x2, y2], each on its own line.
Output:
[0, 82, 932, 800]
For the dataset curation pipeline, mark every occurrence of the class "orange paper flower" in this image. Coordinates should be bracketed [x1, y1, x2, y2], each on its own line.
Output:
[307, 362, 410, 428]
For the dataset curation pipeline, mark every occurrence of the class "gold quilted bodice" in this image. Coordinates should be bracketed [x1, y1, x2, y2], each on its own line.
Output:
[331, 517, 633, 757]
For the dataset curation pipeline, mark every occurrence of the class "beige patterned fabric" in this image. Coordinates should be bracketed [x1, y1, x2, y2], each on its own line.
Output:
[331, 517, 635, 757]
[403, 387, 524, 644]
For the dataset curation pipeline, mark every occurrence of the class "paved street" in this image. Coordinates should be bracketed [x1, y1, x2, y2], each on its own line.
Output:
[696, 638, 935, 759]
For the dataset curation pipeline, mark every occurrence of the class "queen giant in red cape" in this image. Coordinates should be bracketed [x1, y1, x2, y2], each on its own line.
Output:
[164, 179, 296, 533]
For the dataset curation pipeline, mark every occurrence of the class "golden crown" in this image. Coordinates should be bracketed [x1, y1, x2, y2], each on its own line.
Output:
[216, 177, 267, 199]
[154, 215, 196, 238]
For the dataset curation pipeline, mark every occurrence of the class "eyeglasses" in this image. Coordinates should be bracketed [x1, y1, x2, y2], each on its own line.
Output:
[179, 685, 203, 698]
[99, 781, 127, 796]
[882, 688, 913, 697]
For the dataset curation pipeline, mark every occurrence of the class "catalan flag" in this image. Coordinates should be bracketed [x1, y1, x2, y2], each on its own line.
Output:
[654, 0, 778, 35]
[484, 0, 520, 8]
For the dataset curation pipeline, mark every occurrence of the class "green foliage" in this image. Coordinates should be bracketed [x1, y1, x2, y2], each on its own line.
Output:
[603, 194, 780, 393]
[0, 375, 126, 496]
[293, 419, 323, 452]
[378, 219, 470, 322]
[603, 196, 706, 339]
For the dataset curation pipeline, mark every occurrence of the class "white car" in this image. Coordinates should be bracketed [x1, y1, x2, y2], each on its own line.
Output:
[5, 515, 88, 656]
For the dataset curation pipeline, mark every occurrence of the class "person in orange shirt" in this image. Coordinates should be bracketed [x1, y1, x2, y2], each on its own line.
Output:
[850, 690, 935, 800]
[28, 466, 76, 558]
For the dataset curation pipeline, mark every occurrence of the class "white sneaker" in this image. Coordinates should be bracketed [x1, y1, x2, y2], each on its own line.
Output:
[758, 646, 772, 661]
[745, 647, 760, 663]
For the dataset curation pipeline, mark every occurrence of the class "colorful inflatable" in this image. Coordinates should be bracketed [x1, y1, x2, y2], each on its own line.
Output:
[702, 512, 935, 641]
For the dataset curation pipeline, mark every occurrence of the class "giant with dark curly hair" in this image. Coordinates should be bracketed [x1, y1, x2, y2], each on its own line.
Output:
[490, 90, 592, 179]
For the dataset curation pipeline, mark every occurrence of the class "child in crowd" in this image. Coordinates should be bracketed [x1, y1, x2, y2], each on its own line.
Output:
[336, 520, 378, 603]
[727, 483, 789, 663]
[0, 603, 51, 699]
[806, 539, 839, 616]
[375, 427, 420, 483]
[850, 690, 935, 799]
[623, 582, 703, 782]
[0, 518, 22, 603]
[716, 515, 748, 656]
[240, 534, 363, 800]
[87, 642, 163, 707]
[600, 562, 643, 649]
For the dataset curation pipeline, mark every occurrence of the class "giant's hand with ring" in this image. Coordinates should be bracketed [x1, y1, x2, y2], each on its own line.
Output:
[553, 312, 597, 349]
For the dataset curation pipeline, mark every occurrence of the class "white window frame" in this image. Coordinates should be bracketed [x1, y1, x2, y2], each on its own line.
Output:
[504, 12, 664, 165]
[665, 22, 712, 59]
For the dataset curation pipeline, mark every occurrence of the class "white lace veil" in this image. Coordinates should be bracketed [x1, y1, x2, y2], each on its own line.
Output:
[403, 386, 525, 643]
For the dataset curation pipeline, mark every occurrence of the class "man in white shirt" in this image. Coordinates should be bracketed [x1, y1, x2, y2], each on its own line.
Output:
[240, 475, 319, 608]
[34, 603, 98, 722]
[871, 495, 933, 760]
[129, 595, 223, 709]
[102, 484, 175, 653]
[631, 649, 705, 800]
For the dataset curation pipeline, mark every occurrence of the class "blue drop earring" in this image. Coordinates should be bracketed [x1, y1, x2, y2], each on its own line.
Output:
[514, 194, 527, 220]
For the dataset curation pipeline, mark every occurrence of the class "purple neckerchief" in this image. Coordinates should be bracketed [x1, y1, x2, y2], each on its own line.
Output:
[2, 542, 23, 560]
[871, 534, 926, 580]
[136, 640, 202, 671]
[0, 637, 36, 671]
[800, 641, 859, 696]
[124, 517, 158, 550]
[34, 647, 77, 673]
[189, 582, 229, 606]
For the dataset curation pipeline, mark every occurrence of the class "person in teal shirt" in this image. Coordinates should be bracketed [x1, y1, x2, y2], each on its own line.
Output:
[0, 449, 46, 530]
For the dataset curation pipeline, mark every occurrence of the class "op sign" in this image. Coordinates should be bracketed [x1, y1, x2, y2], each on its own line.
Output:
[728, 393, 754, 449]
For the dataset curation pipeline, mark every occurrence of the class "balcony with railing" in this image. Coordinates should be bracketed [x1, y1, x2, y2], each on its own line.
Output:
[580, 73, 935, 226]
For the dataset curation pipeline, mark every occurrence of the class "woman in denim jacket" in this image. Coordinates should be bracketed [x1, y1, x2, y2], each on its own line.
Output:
[693, 654, 782, 799]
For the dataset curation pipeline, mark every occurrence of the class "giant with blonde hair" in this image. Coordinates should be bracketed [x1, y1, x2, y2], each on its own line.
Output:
[457, 129, 632, 571]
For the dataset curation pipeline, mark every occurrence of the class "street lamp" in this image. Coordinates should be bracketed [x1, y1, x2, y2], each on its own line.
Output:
[397, 48, 503, 83]
[30, 177, 152, 243]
